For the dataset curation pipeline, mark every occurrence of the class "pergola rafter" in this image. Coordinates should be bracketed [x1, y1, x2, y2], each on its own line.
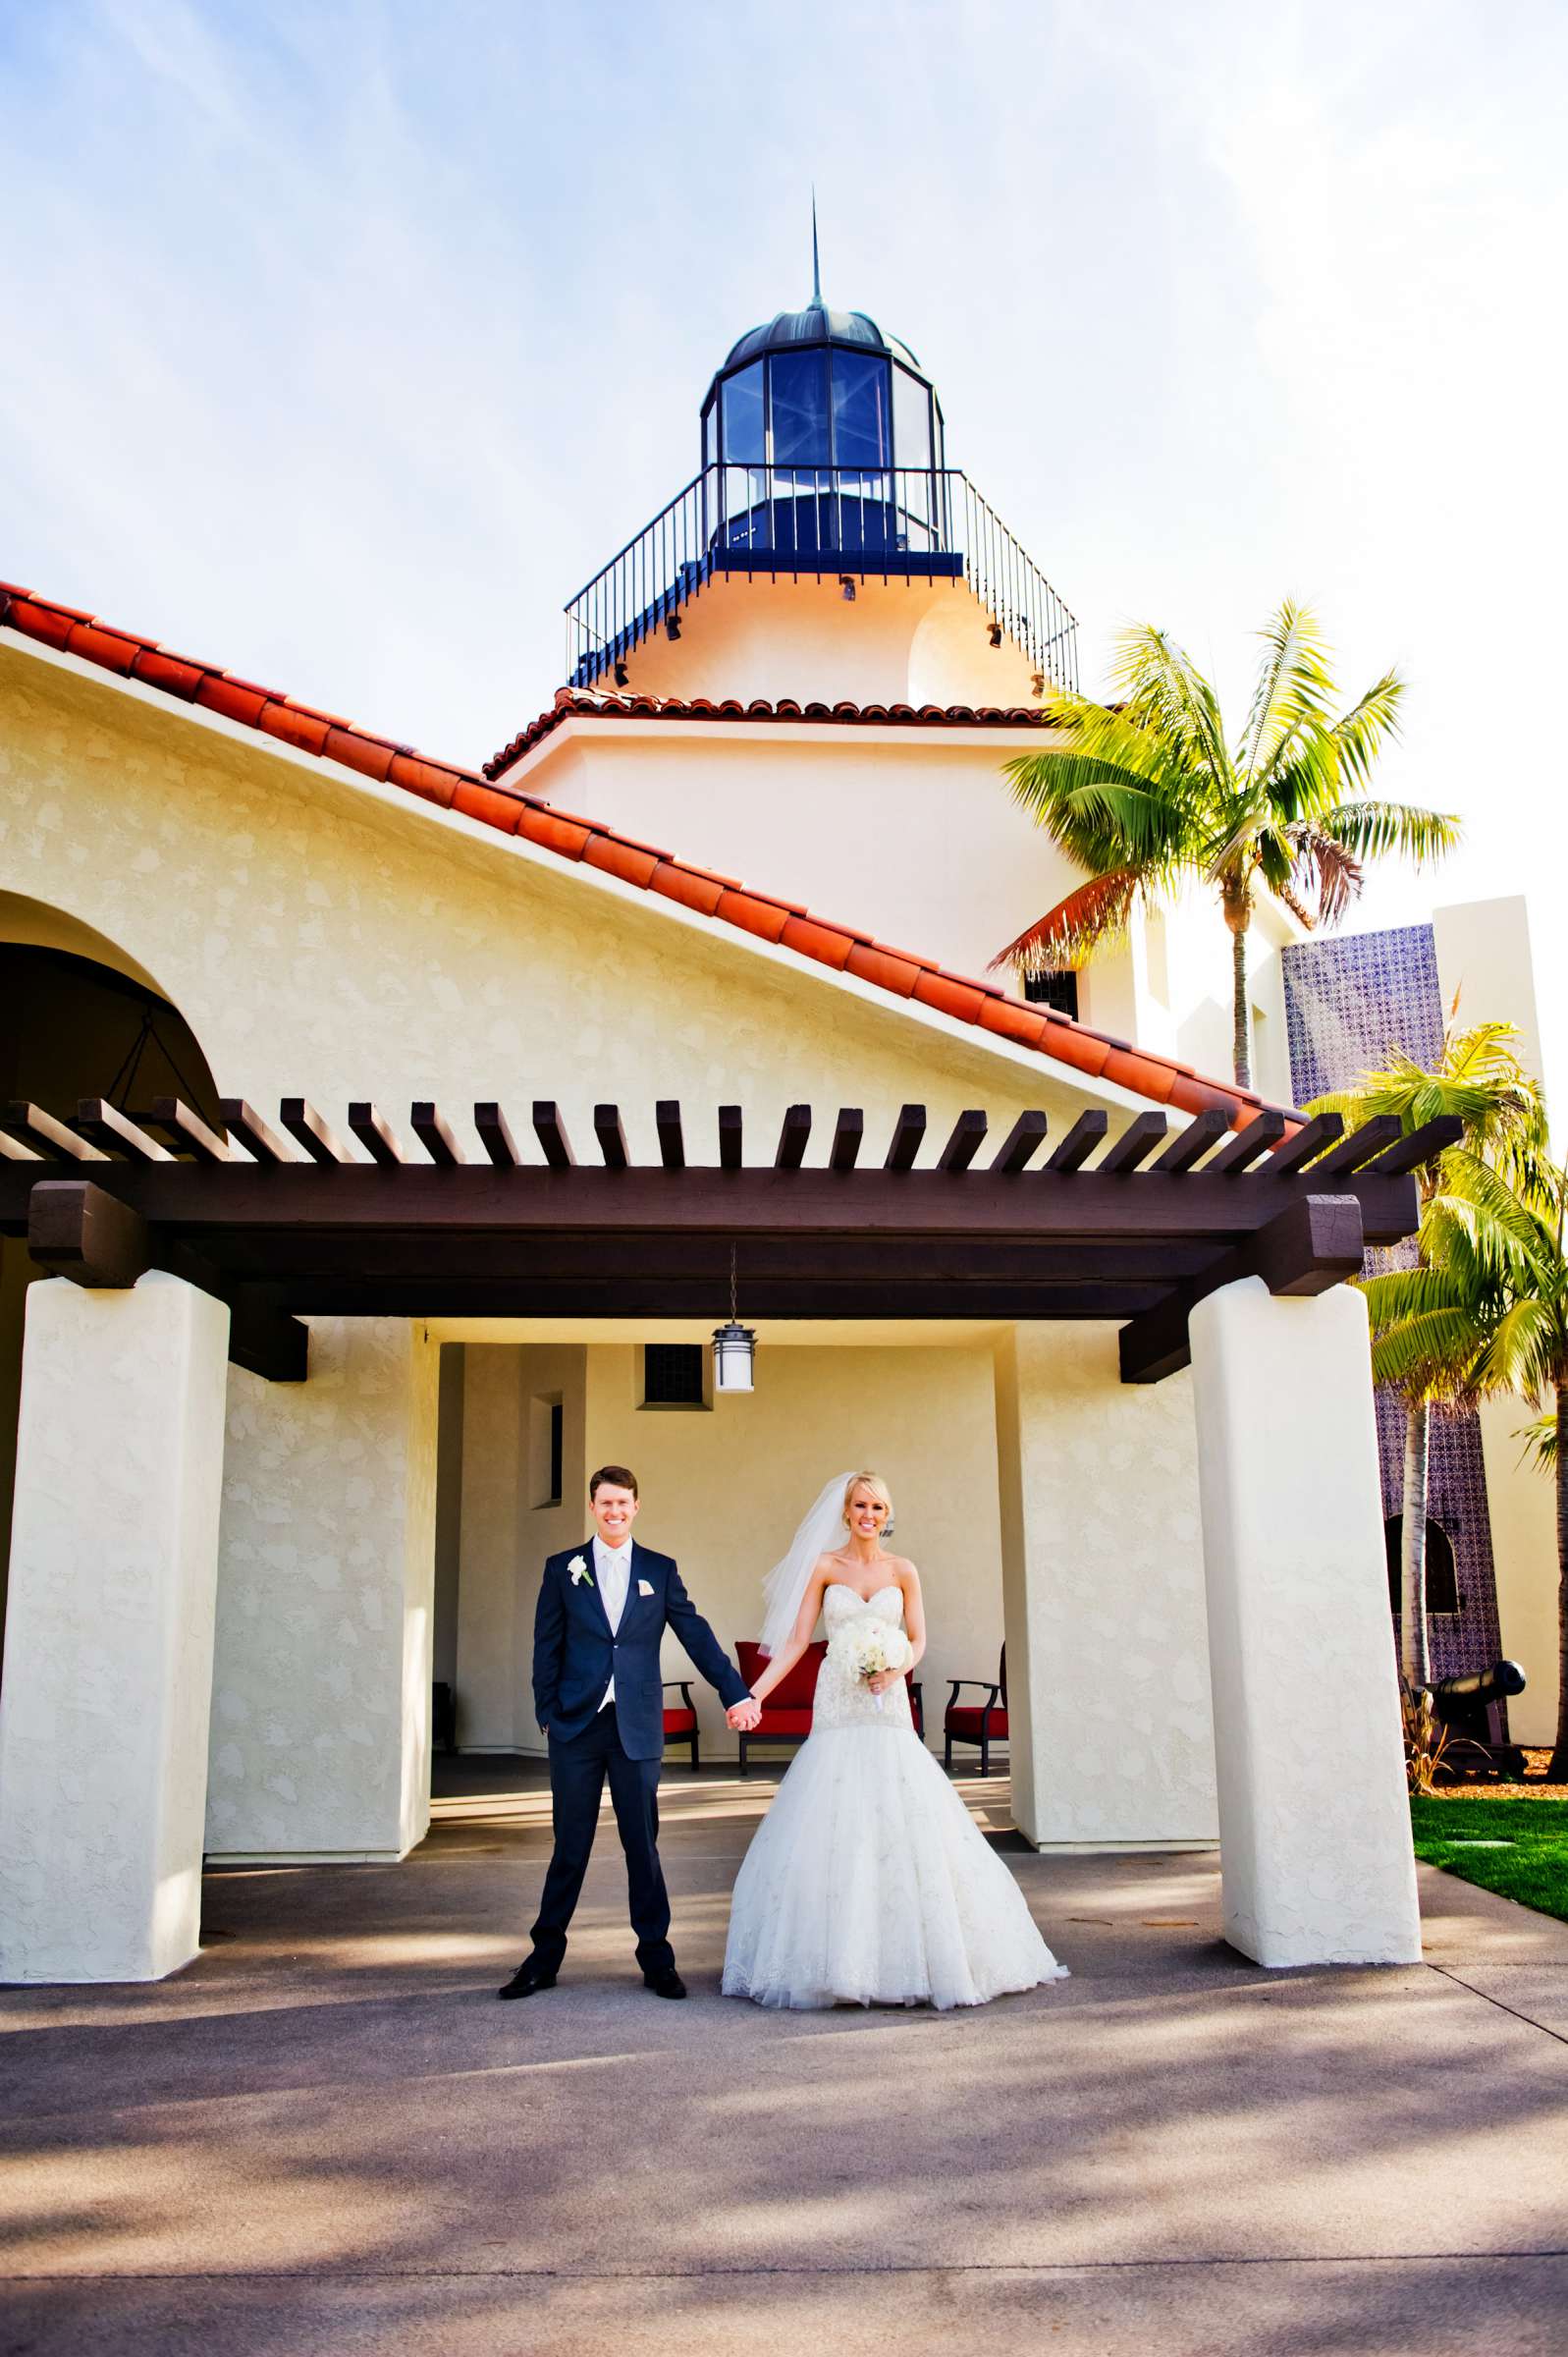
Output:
[0, 1095, 1460, 1389]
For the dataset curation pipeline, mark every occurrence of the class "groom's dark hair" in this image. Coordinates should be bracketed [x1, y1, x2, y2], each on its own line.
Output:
[589, 1463, 639, 1501]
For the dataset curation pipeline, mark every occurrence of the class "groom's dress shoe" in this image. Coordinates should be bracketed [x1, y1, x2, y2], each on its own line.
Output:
[497, 1960, 558, 2001]
[643, 1965, 687, 2000]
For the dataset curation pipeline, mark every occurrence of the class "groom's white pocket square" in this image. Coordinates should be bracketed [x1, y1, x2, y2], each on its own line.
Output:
[637, 1578, 655, 1597]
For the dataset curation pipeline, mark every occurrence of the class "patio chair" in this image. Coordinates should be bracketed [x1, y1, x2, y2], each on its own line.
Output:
[944, 1646, 1006, 1776]
[734, 1640, 923, 1773]
[662, 1678, 701, 1772]
[734, 1640, 827, 1776]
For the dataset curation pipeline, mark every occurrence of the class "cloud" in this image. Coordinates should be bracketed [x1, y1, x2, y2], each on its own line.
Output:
[2, 0, 1563, 1001]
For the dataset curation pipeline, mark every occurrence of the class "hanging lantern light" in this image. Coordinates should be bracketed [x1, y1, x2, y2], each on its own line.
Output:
[713, 1243, 756, 1396]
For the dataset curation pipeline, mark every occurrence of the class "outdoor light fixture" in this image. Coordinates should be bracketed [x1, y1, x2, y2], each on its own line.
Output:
[988, 622, 1003, 648]
[1030, 670, 1046, 698]
[665, 614, 681, 640]
[712, 1244, 756, 1396]
[838, 575, 856, 602]
[614, 659, 629, 687]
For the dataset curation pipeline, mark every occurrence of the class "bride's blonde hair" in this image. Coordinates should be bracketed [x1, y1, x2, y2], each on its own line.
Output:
[842, 1471, 894, 1535]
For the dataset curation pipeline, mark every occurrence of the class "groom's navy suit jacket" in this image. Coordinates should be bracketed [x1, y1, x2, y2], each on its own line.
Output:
[532, 1541, 749, 1760]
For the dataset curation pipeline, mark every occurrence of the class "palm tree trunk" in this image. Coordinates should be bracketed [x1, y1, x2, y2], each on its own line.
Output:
[1222, 887, 1252, 1088]
[1548, 1375, 1568, 1782]
[1401, 1401, 1431, 1688]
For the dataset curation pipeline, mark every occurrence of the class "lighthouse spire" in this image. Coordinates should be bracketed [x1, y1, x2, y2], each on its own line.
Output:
[810, 190, 822, 304]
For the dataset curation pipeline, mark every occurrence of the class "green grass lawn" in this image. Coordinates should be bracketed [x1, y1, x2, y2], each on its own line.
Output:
[1410, 1795, 1568, 1925]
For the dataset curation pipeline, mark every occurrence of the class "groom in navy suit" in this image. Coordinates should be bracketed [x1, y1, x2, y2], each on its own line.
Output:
[499, 1463, 758, 2001]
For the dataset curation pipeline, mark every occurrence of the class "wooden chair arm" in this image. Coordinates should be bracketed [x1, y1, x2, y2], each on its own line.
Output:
[662, 1679, 696, 1711]
[946, 1680, 1001, 1710]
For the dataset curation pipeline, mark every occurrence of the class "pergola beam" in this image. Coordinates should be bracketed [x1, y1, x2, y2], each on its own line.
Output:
[884, 1104, 926, 1172]
[25, 1178, 308, 1380]
[146, 1097, 235, 1164]
[475, 1102, 522, 1168]
[0, 1096, 1437, 1388]
[775, 1105, 811, 1170]
[1045, 1111, 1107, 1173]
[1118, 1194, 1368, 1385]
[0, 1158, 1423, 1246]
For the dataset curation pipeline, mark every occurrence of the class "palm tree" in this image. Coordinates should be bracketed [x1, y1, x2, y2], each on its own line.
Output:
[993, 604, 1459, 1087]
[1310, 1023, 1542, 1687]
[1366, 1128, 1568, 1779]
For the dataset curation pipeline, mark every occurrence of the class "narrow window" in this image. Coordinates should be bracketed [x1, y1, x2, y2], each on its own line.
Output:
[641, 1344, 708, 1410]
[1022, 969, 1080, 1021]
[530, 1394, 565, 1507]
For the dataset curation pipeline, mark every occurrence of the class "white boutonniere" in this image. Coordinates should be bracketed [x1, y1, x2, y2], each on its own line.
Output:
[637, 1578, 655, 1598]
[568, 1554, 593, 1588]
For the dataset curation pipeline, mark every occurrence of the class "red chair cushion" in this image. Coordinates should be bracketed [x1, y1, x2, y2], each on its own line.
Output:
[752, 1709, 814, 1736]
[735, 1639, 826, 1707]
[946, 1706, 1008, 1739]
[662, 1708, 697, 1735]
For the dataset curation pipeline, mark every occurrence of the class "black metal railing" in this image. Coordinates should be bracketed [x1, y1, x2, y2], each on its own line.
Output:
[564, 466, 1078, 695]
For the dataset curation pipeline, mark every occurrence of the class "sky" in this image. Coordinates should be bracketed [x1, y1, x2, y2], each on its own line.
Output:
[2, 0, 1564, 979]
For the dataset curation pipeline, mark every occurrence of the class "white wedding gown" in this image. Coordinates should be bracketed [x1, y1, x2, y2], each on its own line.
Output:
[722, 1584, 1070, 2010]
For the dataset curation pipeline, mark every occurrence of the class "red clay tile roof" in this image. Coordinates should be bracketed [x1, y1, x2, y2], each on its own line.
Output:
[482, 686, 1062, 779]
[0, 579, 1302, 1134]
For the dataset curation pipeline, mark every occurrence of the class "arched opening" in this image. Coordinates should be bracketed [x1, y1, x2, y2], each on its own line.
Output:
[0, 909, 222, 1656]
[1383, 1513, 1460, 1617]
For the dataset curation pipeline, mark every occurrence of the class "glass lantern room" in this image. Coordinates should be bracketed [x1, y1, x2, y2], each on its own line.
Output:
[698, 301, 950, 564]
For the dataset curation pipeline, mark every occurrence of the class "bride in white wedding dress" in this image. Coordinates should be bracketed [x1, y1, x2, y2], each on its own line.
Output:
[721, 1471, 1069, 2011]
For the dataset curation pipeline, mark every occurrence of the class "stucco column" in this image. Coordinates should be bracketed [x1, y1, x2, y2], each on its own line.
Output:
[206, 1318, 439, 1863]
[454, 1345, 527, 1751]
[993, 1324, 1217, 1849]
[1189, 1276, 1421, 1966]
[0, 1272, 230, 1983]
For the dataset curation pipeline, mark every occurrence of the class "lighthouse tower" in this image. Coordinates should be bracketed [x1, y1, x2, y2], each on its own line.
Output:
[486, 261, 1096, 1002]
[560, 265, 1077, 714]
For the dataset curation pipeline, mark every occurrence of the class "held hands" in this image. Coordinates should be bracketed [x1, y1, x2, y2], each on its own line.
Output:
[865, 1671, 900, 1696]
[727, 1694, 762, 1731]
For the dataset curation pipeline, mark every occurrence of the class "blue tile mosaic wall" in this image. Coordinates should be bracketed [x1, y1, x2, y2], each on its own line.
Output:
[1283, 922, 1445, 1105]
[1282, 925, 1504, 1694]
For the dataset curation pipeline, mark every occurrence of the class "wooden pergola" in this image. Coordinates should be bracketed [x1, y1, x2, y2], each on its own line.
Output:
[0, 1093, 1456, 1388]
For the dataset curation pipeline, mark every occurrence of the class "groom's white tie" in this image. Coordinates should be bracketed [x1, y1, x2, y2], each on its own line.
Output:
[593, 1534, 632, 1708]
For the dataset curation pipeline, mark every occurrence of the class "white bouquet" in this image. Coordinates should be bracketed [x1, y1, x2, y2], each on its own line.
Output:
[828, 1618, 913, 1712]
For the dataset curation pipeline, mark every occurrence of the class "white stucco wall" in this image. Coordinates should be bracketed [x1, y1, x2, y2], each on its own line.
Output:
[502, 716, 1094, 994]
[0, 1274, 231, 1981]
[206, 1318, 439, 1861]
[0, 641, 1105, 1154]
[454, 1343, 586, 1750]
[598, 572, 1042, 710]
[504, 721, 1300, 1109]
[1189, 1280, 1420, 1966]
[1476, 1395, 1559, 1746]
[992, 1322, 1218, 1849]
[1432, 894, 1562, 1743]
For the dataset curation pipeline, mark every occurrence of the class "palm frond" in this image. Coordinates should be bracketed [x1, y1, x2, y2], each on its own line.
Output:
[1107, 623, 1233, 795]
[989, 867, 1145, 974]
[1283, 823, 1364, 924]
[1370, 1308, 1490, 1400]
[1514, 1409, 1558, 1471]
[1001, 744, 1201, 873]
[1361, 1263, 1484, 1329]
[1439, 1152, 1557, 1268]
[1326, 670, 1407, 794]
[1470, 1296, 1562, 1404]
[1322, 797, 1461, 865]
[1237, 601, 1335, 786]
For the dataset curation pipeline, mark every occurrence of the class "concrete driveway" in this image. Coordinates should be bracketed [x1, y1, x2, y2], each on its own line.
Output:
[4, 1759, 1566, 2354]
